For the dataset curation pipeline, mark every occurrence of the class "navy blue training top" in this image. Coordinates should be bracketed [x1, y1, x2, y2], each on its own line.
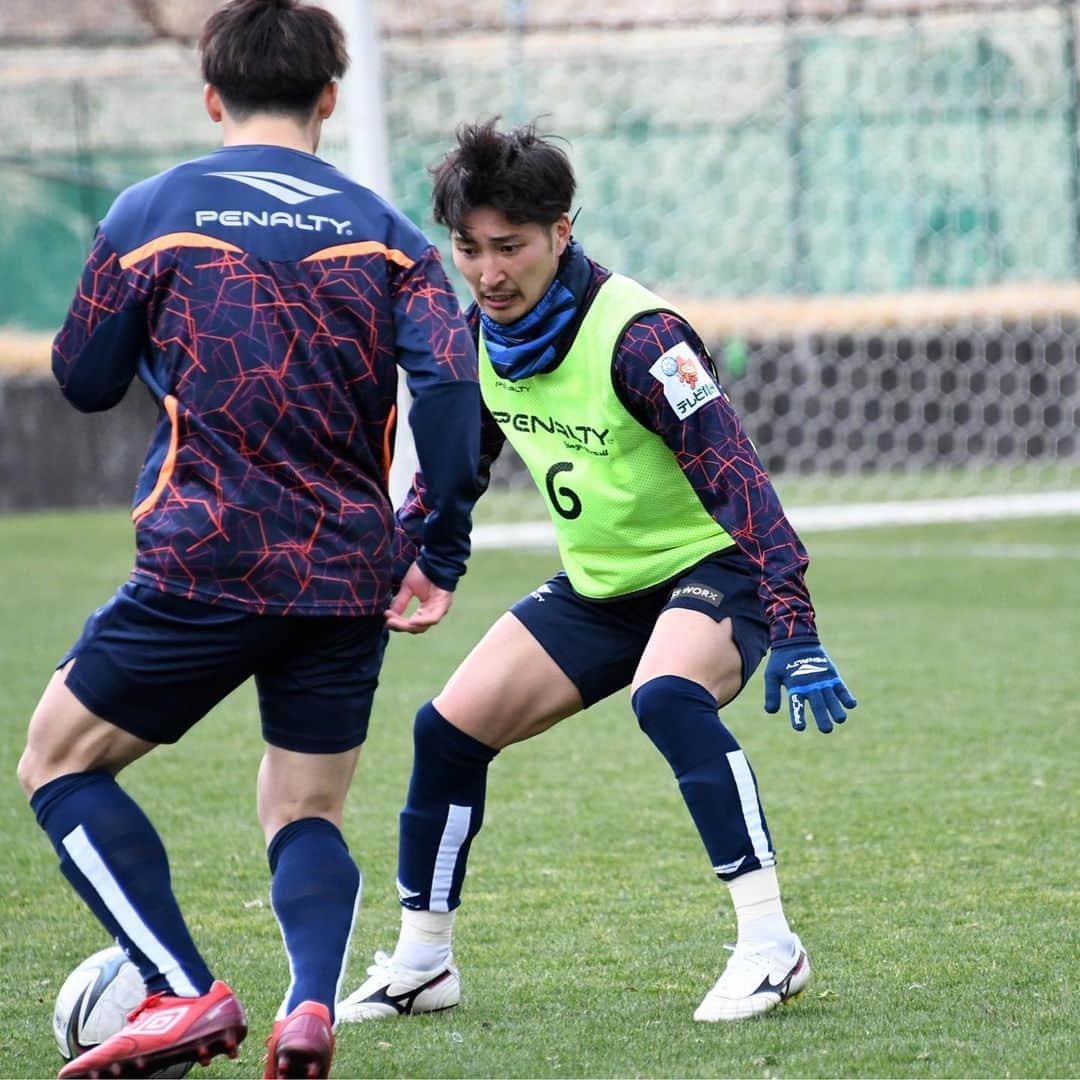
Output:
[52, 144, 482, 614]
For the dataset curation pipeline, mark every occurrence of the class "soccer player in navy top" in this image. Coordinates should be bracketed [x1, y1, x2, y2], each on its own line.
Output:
[15, 2, 481, 1077]
[339, 120, 856, 1026]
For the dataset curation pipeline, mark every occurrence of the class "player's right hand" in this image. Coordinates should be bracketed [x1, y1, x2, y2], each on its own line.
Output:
[384, 561, 454, 633]
[390, 521, 420, 592]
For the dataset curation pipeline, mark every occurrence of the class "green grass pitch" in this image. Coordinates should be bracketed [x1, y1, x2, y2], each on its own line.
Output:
[0, 508, 1077, 1077]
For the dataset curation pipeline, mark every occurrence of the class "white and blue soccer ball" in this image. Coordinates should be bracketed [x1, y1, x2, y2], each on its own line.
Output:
[52, 944, 191, 1078]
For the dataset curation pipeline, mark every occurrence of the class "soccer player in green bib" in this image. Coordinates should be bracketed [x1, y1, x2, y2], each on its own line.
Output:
[340, 118, 857, 1024]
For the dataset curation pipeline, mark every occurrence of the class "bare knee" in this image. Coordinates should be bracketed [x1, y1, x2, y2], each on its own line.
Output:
[18, 692, 88, 798]
[17, 669, 154, 799]
[257, 745, 360, 843]
[259, 792, 344, 840]
[17, 713, 99, 799]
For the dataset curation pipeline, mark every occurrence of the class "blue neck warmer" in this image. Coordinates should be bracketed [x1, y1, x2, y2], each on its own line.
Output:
[479, 240, 592, 382]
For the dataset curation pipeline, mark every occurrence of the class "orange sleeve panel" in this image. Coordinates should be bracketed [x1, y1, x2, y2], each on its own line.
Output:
[302, 241, 415, 269]
[381, 402, 397, 484]
[119, 233, 244, 270]
[132, 394, 180, 521]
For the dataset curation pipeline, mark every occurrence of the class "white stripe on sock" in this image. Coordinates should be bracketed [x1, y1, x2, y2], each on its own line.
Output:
[725, 750, 776, 868]
[62, 825, 199, 997]
[430, 804, 471, 913]
[271, 903, 296, 1023]
[332, 872, 364, 1018]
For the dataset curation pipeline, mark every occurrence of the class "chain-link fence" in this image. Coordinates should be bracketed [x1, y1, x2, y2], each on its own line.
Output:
[1, 0, 1077, 507]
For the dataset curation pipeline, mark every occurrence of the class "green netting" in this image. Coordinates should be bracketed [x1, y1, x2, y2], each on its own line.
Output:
[3, 7, 1079, 329]
[386, 10, 1080, 297]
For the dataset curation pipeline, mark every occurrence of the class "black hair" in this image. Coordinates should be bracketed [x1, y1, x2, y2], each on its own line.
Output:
[430, 118, 576, 233]
[199, 0, 348, 121]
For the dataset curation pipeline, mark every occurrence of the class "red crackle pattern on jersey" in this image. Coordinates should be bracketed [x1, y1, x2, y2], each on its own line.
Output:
[614, 310, 817, 643]
[54, 230, 474, 615]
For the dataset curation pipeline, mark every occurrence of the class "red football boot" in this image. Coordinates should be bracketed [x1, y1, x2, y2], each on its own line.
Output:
[58, 979, 247, 1079]
[262, 1001, 334, 1079]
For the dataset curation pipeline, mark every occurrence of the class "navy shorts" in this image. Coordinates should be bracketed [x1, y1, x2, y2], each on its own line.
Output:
[61, 581, 388, 753]
[509, 549, 770, 708]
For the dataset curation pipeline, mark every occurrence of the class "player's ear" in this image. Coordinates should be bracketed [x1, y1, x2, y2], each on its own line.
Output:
[317, 82, 338, 121]
[204, 84, 224, 124]
[552, 213, 572, 257]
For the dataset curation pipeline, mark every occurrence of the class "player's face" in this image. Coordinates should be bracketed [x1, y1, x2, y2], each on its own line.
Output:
[451, 207, 572, 324]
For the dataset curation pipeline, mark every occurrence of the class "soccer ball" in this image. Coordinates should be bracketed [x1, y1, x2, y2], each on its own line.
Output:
[53, 944, 192, 1078]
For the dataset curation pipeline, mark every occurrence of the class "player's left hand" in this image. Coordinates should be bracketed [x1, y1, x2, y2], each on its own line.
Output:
[763, 638, 857, 734]
[385, 561, 455, 634]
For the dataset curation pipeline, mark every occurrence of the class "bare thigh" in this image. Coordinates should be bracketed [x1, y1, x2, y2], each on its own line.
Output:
[631, 607, 744, 705]
[17, 664, 156, 797]
[435, 612, 584, 749]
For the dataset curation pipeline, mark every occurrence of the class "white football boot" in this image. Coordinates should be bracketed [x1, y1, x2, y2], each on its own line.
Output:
[337, 950, 461, 1022]
[694, 935, 810, 1021]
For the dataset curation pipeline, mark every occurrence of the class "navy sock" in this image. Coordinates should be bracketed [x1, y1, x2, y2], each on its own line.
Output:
[397, 702, 498, 912]
[268, 817, 360, 1022]
[633, 675, 776, 878]
[30, 771, 214, 995]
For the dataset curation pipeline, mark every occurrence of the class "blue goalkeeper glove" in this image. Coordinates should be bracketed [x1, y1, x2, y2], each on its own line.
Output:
[763, 638, 857, 734]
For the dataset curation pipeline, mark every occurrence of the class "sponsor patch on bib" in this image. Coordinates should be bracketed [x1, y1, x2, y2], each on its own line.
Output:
[649, 342, 721, 419]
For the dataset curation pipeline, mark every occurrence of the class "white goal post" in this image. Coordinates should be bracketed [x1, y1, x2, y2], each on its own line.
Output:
[327, 0, 418, 508]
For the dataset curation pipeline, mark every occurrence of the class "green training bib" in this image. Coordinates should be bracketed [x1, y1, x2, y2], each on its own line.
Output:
[480, 273, 733, 597]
